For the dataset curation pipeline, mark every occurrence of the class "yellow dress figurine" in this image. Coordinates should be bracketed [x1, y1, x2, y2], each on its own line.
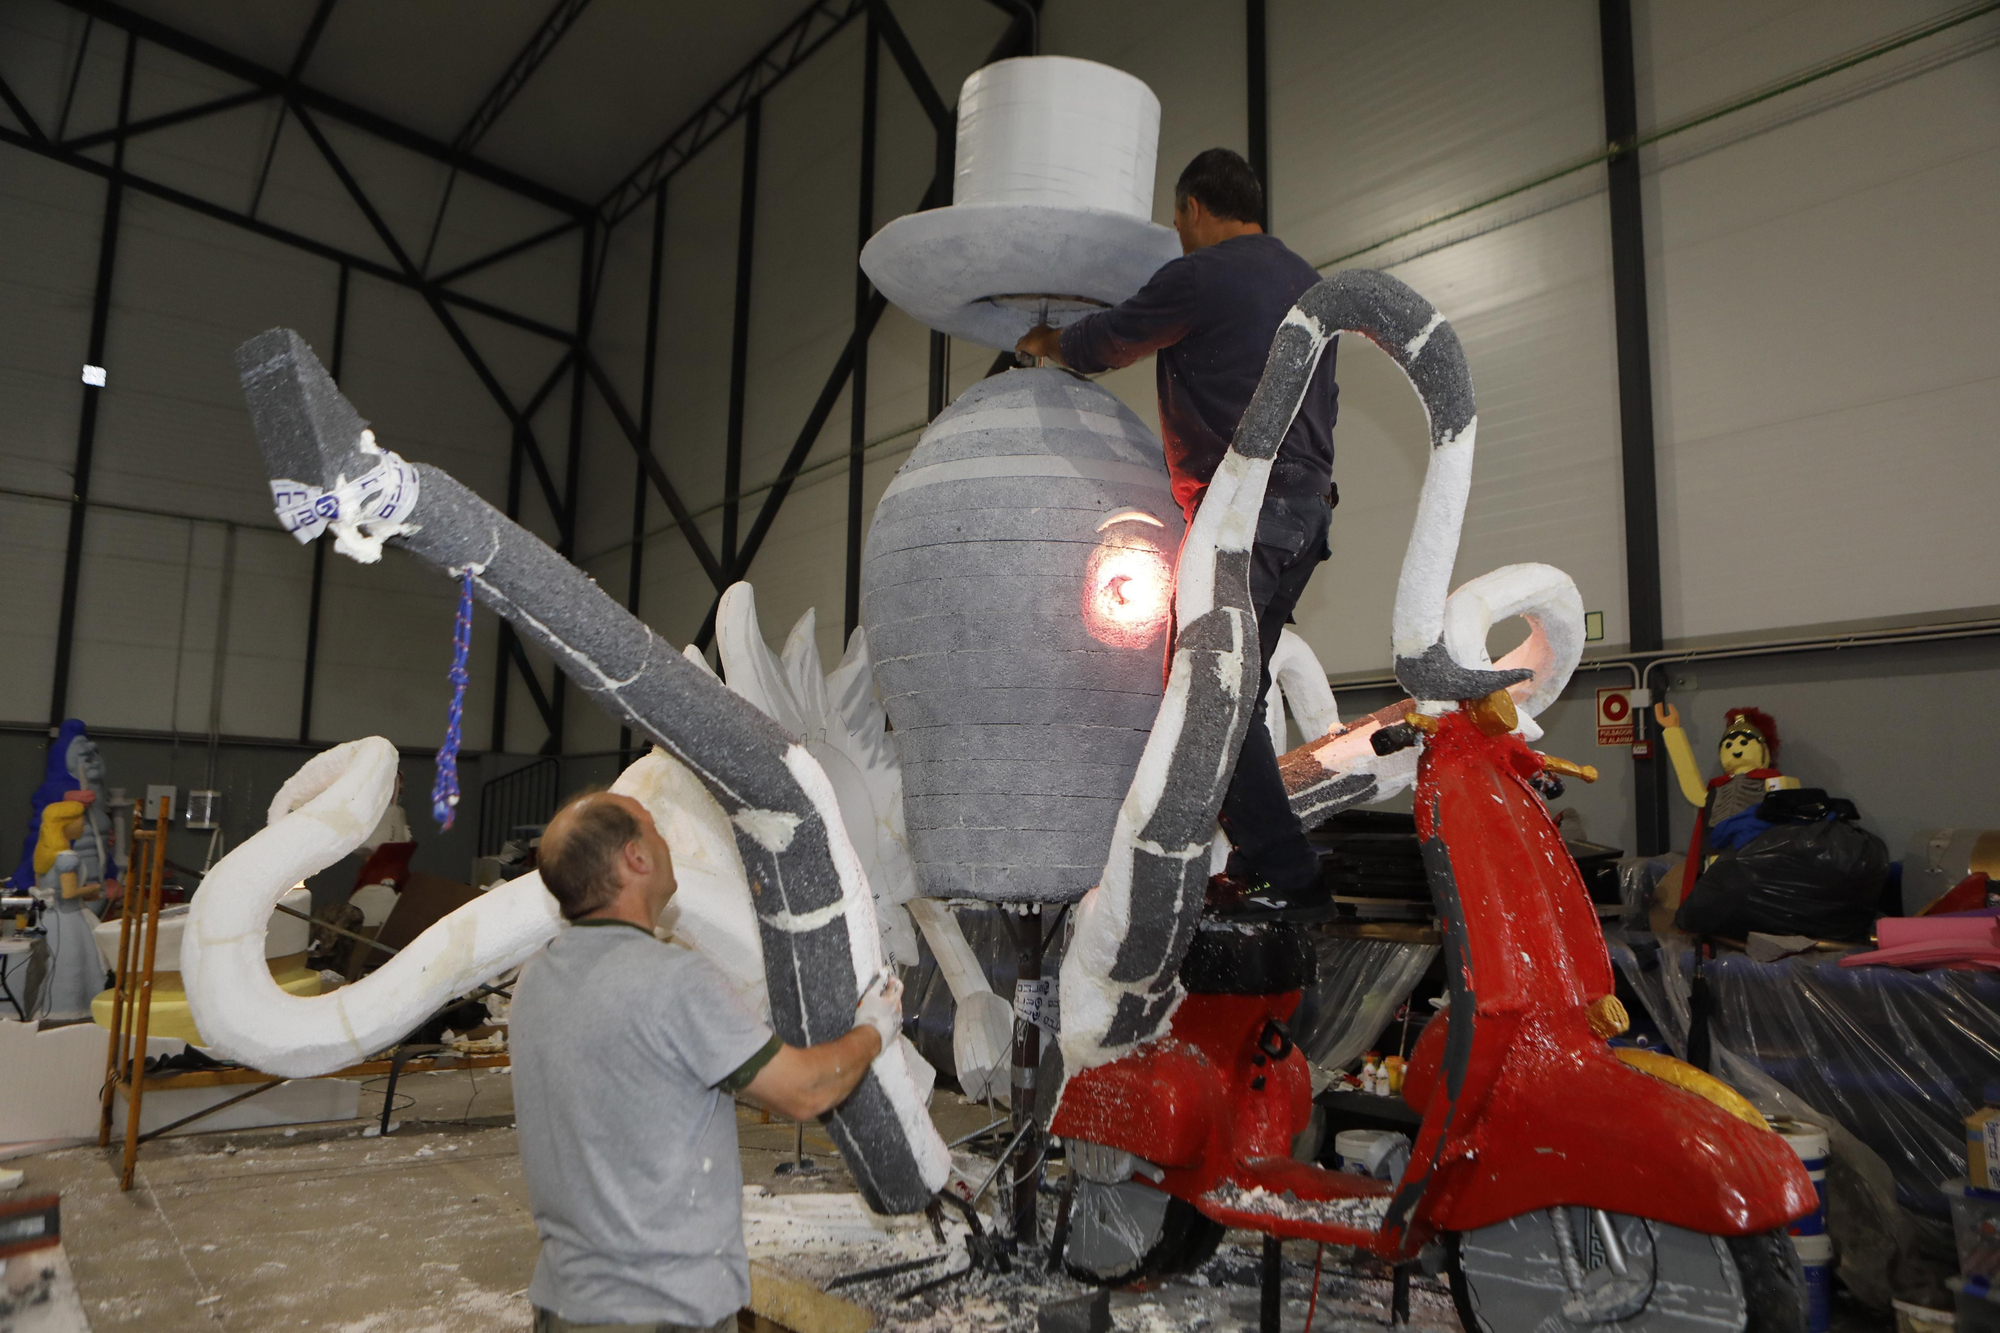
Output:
[31, 799, 105, 1021]
[1653, 704, 1800, 907]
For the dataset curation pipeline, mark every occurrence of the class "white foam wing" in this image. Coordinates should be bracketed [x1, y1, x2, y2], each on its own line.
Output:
[716, 583, 921, 965]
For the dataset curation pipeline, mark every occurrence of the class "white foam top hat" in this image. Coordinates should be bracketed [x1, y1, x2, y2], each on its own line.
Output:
[861, 56, 1181, 352]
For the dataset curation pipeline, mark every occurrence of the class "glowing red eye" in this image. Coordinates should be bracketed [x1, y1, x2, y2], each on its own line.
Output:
[1083, 533, 1171, 648]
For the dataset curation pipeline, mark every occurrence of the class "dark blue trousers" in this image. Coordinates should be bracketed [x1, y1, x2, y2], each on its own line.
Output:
[1217, 491, 1332, 896]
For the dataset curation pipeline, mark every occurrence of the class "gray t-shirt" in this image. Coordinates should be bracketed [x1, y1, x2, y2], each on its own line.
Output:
[511, 920, 776, 1325]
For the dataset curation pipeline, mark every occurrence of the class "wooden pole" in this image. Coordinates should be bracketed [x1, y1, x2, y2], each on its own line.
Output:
[98, 815, 147, 1146]
[119, 795, 170, 1189]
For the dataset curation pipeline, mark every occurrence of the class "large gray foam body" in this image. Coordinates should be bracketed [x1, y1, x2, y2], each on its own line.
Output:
[861, 369, 1184, 903]
[234, 329, 942, 1215]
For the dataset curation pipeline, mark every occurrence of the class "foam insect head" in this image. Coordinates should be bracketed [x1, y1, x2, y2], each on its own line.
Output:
[1083, 509, 1174, 649]
[1718, 707, 1778, 775]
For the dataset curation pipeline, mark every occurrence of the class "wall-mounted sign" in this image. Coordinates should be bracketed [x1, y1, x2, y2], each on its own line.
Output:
[1596, 688, 1635, 747]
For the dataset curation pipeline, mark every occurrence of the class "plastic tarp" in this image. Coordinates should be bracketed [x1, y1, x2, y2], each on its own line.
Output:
[906, 905, 1056, 1098]
[1291, 936, 1437, 1079]
[908, 914, 1434, 1096]
[1614, 931, 2000, 1307]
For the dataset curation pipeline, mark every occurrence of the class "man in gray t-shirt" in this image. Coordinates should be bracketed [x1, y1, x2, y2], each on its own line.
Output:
[510, 791, 903, 1333]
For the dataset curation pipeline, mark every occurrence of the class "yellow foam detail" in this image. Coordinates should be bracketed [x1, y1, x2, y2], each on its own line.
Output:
[91, 966, 322, 1046]
[1613, 1046, 1768, 1129]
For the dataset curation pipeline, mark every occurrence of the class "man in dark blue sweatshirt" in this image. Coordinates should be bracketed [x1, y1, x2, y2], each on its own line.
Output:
[1017, 148, 1336, 920]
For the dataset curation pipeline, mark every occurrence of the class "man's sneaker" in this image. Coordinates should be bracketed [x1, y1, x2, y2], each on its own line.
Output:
[1207, 873, 1336, 923]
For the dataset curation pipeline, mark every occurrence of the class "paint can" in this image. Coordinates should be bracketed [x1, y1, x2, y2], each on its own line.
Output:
[1774, 1119, 1830, 1235]
[1794, 1233, 1833, 1333]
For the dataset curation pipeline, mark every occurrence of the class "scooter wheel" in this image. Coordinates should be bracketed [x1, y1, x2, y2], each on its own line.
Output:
[1448, 1212, 1806, 1333]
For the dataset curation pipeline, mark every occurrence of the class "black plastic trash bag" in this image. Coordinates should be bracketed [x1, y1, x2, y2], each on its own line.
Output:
[1676, 813, 1888, 941]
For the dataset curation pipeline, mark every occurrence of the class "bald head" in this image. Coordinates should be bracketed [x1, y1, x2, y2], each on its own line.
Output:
[540, 791, 674, 922]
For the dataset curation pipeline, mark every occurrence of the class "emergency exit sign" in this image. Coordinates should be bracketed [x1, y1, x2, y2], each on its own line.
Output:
[1597, 688, 1635, 746]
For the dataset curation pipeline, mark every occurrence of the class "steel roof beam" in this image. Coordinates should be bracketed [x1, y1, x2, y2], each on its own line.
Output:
[596, 0, 863, 227]
[0, 123, 575, 344]
[0, 70, 47, 142]
[457, 0, 593, 154]
[49, 0, 592, 219]
[420, 0, 594, 272]
[62, 88, 269, 150]
[290, 101, 575, 541]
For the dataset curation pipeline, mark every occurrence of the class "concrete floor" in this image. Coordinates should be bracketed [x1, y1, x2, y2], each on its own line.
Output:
[12, 1071, 1886, 1333]
[14, 1068, 994, 1332]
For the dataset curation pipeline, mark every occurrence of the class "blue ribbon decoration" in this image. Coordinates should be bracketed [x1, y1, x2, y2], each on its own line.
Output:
[432, 568, 473, 830]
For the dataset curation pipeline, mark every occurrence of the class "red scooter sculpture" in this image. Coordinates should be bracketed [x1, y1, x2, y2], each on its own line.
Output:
[1051, 686, 1814, 1331]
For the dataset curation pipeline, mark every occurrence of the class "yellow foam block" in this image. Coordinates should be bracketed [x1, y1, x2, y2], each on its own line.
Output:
[91, 966, 322, 1046]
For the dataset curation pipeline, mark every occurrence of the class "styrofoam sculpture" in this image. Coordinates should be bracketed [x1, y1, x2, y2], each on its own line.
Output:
[187, 54, 1589, 1212]
[860, 55, 1180, 352]
[189, 331, 950, 1215]
[861, 368, 1185, 903]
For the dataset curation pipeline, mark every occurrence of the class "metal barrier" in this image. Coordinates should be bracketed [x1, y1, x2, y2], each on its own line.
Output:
[477, 756, 560, 857]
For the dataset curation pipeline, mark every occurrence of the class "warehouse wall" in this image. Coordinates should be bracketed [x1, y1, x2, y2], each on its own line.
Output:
[0, 1, 583, 774]
[1049, 0, 1998, 862]
[1641, 0, 2000, 641]
[3, 0, 1995, 876]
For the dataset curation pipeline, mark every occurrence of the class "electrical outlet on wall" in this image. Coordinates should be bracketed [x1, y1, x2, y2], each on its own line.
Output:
[1584, 611, 1604, 642]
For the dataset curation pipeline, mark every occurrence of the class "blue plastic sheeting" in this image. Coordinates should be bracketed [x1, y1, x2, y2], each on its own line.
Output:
[1620, 937, 2000, 1217]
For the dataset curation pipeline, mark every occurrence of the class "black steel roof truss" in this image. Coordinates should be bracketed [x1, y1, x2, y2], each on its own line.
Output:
[290, 101, 574, 544]
[62, 87, 268, 151]
[0, 70, 46, 142]
[49, 0, 591, 218]
[597, 0, 864, 226]
[0, 122, 574, 346]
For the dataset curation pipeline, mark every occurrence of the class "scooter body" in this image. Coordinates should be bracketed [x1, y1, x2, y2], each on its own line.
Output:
[1049, 707, 1815, 1260]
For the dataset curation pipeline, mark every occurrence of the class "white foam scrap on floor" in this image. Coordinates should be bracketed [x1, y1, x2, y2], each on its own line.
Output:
[746, 1190, 1462, 1333]
[741, 1186, 936, 1259]
[0, 1243, 92, 1333]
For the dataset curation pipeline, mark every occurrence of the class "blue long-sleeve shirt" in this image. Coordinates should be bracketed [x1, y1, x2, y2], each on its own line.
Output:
[1058, 233, 1338, 519]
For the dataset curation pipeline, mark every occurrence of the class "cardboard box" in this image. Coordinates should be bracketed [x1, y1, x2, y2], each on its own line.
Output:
[1973, 1107, 2000, 1191]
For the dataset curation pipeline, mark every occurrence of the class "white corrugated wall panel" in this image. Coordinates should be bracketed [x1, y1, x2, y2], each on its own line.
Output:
[65, 510, 211, 732]
[86, 196, 338, 526]
[0, 151, 102, 497]
[1643, 2, 2000, 638]
[1264, 0, 1624, 671]
[0, 496, 71, 718]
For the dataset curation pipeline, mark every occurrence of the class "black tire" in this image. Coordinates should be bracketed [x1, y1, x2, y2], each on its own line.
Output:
[1064, 1195, 1226, 1286]
[1727, 1228, 1809, 1333]
[1444, 1230, 1483, 1331]
[1447, 1220, 1807, 1333]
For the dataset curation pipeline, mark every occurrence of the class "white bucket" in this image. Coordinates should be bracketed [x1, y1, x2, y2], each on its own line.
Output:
[1774, 1119, 1830, 1236]
[1794, 1233, 1832, 1333]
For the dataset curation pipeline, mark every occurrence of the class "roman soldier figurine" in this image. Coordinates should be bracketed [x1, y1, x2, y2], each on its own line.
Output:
[1654, 703, 1799, 905]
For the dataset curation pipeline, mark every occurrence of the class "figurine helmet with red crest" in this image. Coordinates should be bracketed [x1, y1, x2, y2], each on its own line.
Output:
[1717, 707, 1779, 775]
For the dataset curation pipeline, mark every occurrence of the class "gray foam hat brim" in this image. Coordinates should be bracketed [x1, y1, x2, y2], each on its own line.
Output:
[861, 203, 1180, 351]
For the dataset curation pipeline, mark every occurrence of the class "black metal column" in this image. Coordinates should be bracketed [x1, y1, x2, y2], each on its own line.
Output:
[845, 11, 879, 640]
[1246, 0, 1270, 231]
[723, 98, 761, 572]
[620, 186, 668, 761]
[927, 333, 947, 422]
[1599, 0, 1670, 854]
[1011, 905, 1042, 1245]
[48, 33, 134, 727]
[298, 261, 348, 742]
